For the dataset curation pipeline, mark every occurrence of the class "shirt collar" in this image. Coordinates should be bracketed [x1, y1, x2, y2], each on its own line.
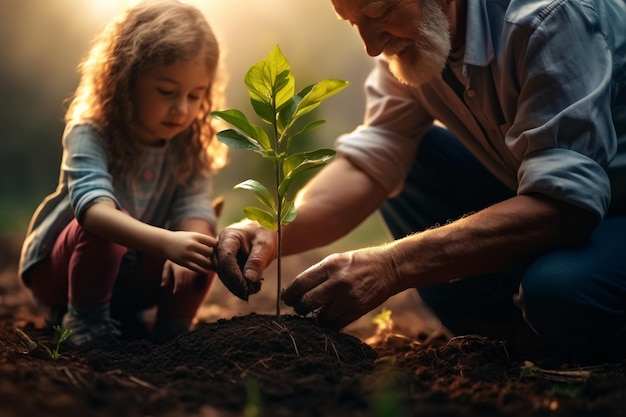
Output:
[463, 0, 508, 67]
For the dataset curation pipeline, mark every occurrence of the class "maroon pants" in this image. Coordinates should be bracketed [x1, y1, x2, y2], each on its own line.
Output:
[28, 218, 214, 325]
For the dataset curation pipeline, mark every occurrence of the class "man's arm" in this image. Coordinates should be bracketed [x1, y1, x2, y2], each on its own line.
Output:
[387, 193, 596, 289]
[282, 193, 597, 328]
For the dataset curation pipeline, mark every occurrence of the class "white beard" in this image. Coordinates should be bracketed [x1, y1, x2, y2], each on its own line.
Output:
[385, 0, 451, 87]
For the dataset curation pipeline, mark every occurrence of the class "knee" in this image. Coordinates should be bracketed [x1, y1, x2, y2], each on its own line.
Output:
[518, 256, 611, 348]
[520, 255, 592, 310]
[73, 222, 127, 260]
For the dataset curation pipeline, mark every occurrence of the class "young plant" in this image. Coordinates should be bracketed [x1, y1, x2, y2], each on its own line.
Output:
[39, 325, 73, 360]
[211, 45, 349, 319]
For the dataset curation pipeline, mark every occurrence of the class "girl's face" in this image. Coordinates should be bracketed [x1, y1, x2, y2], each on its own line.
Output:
[131, 56, 211, 146]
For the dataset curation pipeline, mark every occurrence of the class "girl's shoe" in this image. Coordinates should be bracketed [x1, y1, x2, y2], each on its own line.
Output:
[62, 302, 121, 346]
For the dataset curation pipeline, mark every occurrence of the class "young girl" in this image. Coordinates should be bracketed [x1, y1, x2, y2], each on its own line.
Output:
[18, 0, 228, 345]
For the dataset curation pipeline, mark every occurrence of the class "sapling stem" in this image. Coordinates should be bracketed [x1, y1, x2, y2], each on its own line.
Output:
[272, 103, 283, 320]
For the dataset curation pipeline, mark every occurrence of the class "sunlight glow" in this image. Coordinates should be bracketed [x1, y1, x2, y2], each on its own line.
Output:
[83, 0, 136, 19]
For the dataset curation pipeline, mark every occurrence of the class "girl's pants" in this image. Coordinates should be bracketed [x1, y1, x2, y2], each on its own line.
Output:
[380, 126, 626, 359]
[27, 217, 214, 326]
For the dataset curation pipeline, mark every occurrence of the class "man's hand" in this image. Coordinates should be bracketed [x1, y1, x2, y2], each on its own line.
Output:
[282, 245, 403, 329]
[214, 220, 277, 300]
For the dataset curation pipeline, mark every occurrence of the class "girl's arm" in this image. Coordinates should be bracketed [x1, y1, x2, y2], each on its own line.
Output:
[82, 199, 215, 273]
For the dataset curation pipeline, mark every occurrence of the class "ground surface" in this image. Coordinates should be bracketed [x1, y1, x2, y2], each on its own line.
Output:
[2, 234, 626, 417]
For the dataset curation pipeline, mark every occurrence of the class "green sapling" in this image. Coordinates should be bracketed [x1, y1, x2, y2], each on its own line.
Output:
[211, 45, 349, 318]
[39, 325, 73, 360]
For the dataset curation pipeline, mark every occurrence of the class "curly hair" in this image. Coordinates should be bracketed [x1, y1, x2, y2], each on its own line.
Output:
[65, 0, 228, 184]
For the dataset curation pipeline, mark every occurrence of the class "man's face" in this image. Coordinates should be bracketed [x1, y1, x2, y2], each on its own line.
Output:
[331, 0, 451, 87]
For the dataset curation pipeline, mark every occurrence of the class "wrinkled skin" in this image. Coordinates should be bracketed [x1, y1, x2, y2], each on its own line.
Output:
[281, 247, 402, 329]
[214, 220, 274, 300]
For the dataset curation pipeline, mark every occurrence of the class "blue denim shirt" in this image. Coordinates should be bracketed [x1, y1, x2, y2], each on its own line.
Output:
[19, 123, 217, 282]
[336, 0, 626, 220]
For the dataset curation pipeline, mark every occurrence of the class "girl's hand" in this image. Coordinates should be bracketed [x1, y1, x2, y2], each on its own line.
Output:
[281, 246, 404, 329]
[161, 260, 198, 294]
[163, 230, 216, 273]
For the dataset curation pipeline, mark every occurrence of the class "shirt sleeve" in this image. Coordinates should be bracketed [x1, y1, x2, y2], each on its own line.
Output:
[503, 1, 618, 220]
[168, 171, 217, 232]
[62, 124, 120, 222]
[336, 57, 433, 196]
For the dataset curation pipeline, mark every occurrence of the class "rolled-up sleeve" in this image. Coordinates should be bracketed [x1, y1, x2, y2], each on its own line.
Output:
[336, 57, 432, 196]
[169, 172, 216, 231]
[518, 148, 610, 215]
[63, 125, 120, 221]
[503, 1, 618, 219]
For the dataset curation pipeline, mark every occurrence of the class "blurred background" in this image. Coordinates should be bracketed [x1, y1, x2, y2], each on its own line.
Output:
[0, 0, 386, 241]
[1, 0, 435, 336]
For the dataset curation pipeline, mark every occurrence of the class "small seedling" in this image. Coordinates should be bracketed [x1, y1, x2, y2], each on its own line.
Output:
[50, 325, 72, 358]
[35, 325, 73, 360]
[211, 45, 349, 319]
[39, 325, 73, 360]
[15, 325, 72, 360]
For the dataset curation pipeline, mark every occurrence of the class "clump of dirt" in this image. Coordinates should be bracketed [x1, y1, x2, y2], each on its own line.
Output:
[80, 313, 379, 417]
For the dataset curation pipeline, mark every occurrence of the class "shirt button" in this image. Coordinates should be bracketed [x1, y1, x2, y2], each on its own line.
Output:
[466, 90, 476, 98]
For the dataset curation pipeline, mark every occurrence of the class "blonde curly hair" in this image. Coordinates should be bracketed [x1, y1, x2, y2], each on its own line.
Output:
[65, 0, 228, 184]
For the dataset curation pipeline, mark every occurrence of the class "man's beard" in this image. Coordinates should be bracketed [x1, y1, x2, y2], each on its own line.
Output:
[385, 0, 451, 87]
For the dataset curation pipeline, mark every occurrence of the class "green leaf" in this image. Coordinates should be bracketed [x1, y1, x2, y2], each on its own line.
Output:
[266, 46, 295, 109]
[211, 110, 271, 150]
[245, 45, 295, 121]
[293, 79, 349, 120]
[249, 99, 275, 125]
[276, 84, 315, 133]
[285, 119, 326, 149]
[278, 149, 335, 196]
[277, 177, 294, 199]
[244, 206, 278, 231]
[280, 201, 297, 225]
[216, 129, 264, 154]
[294, 119, 326, 136]
[38, 342, 54, 359]
[211, 109, 253, 135]
[283, 149, 336, 180]
[234, 179, 276, 210]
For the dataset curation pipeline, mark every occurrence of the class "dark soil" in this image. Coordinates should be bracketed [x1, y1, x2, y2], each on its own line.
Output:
[2, 234, 626, 417]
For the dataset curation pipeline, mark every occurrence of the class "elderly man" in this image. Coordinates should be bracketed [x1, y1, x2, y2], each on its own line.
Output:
[216, 0, 626, 360]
